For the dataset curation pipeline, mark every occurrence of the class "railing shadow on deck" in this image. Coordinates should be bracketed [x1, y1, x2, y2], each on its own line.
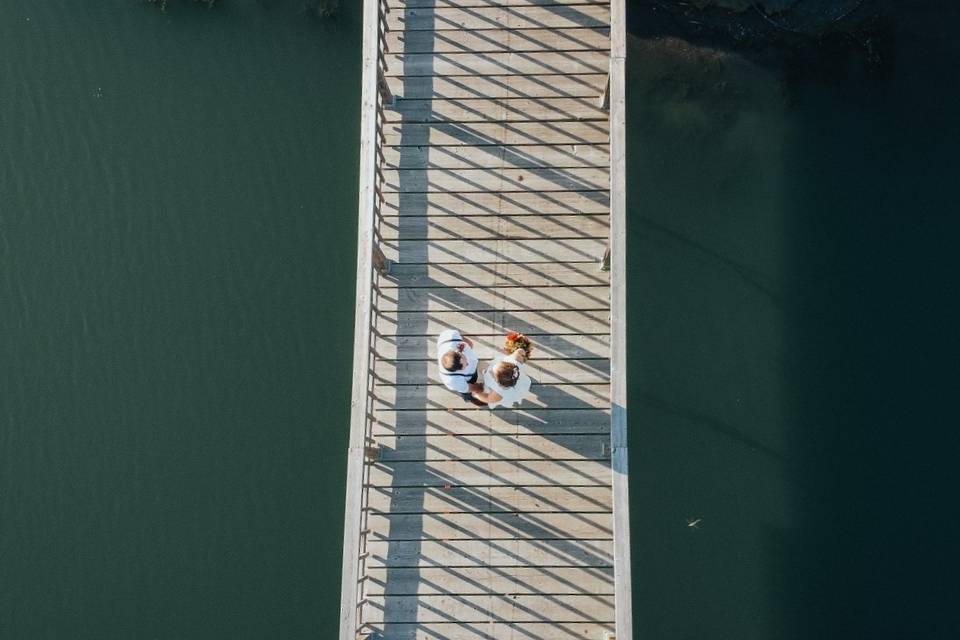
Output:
[354, 2, 620, 639]
[363, 463, 615, 639]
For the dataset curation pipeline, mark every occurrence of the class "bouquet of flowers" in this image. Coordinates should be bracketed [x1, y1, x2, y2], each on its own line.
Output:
[504, 332, 533, 358]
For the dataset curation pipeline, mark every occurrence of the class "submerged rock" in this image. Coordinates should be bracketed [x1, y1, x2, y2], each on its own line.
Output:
[626, 34, 785, 139]
[752, 0, 872, 36]
[632, 0, 887, 73]
[636, 0, 883, 48]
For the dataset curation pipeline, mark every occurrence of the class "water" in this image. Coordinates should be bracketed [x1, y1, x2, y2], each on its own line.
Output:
[1, 2, 360, 637]
[2, 2, 958, 638]
[626, 4, 960, 638]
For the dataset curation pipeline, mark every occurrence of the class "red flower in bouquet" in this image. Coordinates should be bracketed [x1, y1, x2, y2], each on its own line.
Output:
[504, 332, 533, 358]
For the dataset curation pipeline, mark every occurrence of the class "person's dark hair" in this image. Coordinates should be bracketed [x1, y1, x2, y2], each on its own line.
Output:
[495, 362, 520, 388]
[441, 350, 464, 372]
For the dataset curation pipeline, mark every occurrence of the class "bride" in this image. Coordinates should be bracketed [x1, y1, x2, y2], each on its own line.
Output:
[471, 348, 532, 409]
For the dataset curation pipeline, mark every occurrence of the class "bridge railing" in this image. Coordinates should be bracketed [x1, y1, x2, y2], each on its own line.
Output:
[341, 1, 631, 637]
[608, 1, 633, 638]
[339, 0, 393, 638]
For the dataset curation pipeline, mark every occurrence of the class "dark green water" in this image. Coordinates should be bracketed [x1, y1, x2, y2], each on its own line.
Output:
[626, 4, 960, 638]
[2, 1, 957, 638]
[2, 2, 360, 637]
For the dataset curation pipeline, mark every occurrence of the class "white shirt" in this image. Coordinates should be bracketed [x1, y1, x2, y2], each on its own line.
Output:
[482, 354, 532, 409]
[436, 329, 478, 394]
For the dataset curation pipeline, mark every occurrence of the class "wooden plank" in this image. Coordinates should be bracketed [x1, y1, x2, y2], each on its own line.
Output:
[376, 309, 611, 336]
[374, 433, 611, 461]
[387, 6, 610, 31]
[387, 27, 610, 54]
[375, 286, 610, 313]
[381, 167, 608, 193]
[376, 333, 609, 360]
[385, 51, 608, 77]
[375, 358, 610, 387]
[368, 459, 611, 487]
[375, 286, 608, 314]
[373, 387, 608, 413]
[367, 511, 612, 540]
[380, 214, 609, 240]
[389, 0, 610, 9]
[380, 238, 606, 264]
[381, 190, 609, 216]
[364, 566, 614, 596]
[372, 407, 612, 437]
[360, 622, 615, 640]
[377, 262, 609, 287]
[374, 333, 610, 360]
[373, 384, 609, 410]
[358, 622, 615, 640]
[383, 121, 609, 146]
[373, 417, 611, 438]
[385, 97, 608, 123]
[382, 167, 608, 193]
[367, 485, 613, 513]
[366, 538, 614, 567]
[388, 73, 608, 99]
[383, 143, 609, 169]
[608, 2, 631, 638]
[363, 593, 614, 623]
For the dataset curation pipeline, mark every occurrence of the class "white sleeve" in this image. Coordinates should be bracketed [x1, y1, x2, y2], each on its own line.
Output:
[463, 348, 479, 374]
[447, 376, 469, 394]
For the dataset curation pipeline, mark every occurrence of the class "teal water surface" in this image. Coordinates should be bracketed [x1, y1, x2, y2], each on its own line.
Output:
[2, 2, 359, 637]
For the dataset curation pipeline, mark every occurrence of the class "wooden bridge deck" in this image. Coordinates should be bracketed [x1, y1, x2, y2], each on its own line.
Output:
[341, 1, 630, 638]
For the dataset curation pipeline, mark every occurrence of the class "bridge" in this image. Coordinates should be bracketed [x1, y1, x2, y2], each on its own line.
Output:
[340, 1, 630, 637]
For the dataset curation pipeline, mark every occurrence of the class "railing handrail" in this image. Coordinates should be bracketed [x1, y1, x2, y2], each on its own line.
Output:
[609, 1, 633, 639]
[338, 0, 391, 638]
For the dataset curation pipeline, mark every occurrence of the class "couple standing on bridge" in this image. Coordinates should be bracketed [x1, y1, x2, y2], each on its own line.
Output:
[436, 329, 532, 409]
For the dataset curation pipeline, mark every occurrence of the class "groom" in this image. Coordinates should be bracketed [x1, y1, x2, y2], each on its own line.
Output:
[436, 328, 486, 406]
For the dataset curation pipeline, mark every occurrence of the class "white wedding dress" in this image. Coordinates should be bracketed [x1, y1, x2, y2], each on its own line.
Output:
[482, 354, 532, 409]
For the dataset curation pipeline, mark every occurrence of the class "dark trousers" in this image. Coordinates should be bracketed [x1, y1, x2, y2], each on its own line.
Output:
[459, 370, 487, 406]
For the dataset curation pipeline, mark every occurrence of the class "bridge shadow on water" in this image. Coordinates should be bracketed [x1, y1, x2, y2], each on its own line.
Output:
[622, 4, 960, 638]
[360, 1, 619, 638]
